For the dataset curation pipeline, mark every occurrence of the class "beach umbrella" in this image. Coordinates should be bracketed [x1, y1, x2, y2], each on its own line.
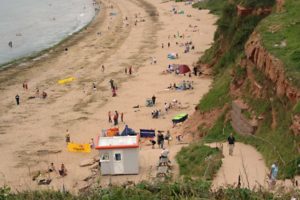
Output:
[178, 65, 190, 74]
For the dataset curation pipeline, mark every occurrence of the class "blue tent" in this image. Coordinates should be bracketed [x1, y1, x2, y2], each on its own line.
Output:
[121, 125, 136, 136]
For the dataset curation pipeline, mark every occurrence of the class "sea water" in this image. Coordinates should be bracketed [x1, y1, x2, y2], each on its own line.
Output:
[0, 0, 97, 66]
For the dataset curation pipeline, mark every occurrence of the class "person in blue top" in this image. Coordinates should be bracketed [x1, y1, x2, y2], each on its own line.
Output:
[269, 161, 278, 187]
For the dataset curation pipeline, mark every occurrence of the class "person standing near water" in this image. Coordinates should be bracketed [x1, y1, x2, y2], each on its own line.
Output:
[227, 133, 235, 156]
[8, 41, 13, 48]
[15, 94, 20, 105]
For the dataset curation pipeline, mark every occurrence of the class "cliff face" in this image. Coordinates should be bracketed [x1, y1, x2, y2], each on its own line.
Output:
[196, 0, 300, 177]
[244, 32, 300, 103]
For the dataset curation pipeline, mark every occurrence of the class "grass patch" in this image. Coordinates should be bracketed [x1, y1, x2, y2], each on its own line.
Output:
[202, 97, 300, 178]
[192, 0, 227, 15]
[1, 180, 298, 199]
[258, 0, 300, 87]
[198, 69, 231, 112]
[293, 101, 300, 114]
[176, 144, 222, 180]
[238, 0, 276, 8]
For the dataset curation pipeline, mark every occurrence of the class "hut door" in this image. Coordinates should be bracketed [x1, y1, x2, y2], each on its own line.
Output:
[113, 151, 124, 174]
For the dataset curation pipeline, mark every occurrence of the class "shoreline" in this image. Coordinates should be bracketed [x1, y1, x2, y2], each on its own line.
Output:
[0, 1, 101, 71]
[0, 1, 101, 73]
[0, 0, 217, 192]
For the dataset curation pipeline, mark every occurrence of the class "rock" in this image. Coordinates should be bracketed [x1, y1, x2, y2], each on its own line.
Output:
[77, 181, 91, 192]
[82, 174, 94, 182]
[245, 32, 300, 102]
[80, 159, 95, 167]
[89, 162, 99, 170]
[93, 155, 100, 162]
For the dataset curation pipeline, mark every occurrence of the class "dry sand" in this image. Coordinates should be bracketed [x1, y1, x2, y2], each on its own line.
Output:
[0, 0, 217, 192]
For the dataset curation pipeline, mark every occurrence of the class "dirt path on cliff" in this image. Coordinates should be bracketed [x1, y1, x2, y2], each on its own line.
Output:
[207, 142, 269, 190]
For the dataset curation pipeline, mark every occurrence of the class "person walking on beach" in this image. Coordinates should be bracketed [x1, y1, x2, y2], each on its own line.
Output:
[113, 113, 118, 125]
[109, 79, 114, 89]
[15, 94, 20, 105]
[269, 161, 279, 188]
[121, 112, 124, 122]
[129, 66, 132, 75]
[125, 67, 128, 74]
[165, 130, 171, 145]
[112, 87, 117, 97]
[108, 111, 112, 123]
[101, 65, 105, 72]
[227, 133, 235, 156]
[168, 42, 170, 48]
[112, 111, 119, 125]
[157, 132, 164, 149]
[152, 95, 156, 105]
[65, 129, 70, 144]
[22, 81, 28, 90]
[90, 138, 95, 149]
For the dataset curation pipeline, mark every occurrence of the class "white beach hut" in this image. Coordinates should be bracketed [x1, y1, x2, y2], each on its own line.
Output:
[95, 135, 139, 175]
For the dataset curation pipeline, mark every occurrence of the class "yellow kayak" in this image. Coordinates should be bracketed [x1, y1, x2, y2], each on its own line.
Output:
[58, 77, 75, 84]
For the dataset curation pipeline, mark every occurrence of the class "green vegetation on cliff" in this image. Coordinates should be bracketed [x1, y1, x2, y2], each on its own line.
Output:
[0, 181, 296, 200]
[258, 0, 300, 87]
[176, 144, 222, 180]
[190, 0, 300, 179]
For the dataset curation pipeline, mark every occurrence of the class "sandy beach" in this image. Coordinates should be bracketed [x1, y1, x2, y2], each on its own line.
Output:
[0, 0, 217, 192]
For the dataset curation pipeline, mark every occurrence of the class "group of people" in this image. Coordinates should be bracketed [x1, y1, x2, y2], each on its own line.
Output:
[183, 41, 194, 53]
[150, 131, 171, 149]
[15, 82, 48, 105]
[151, 109, 161, 118]
[108, 110, 124, 125]
[124, 66, 133, 75]
[48, 162, 68, 177]
[167, 80, 193, 90]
